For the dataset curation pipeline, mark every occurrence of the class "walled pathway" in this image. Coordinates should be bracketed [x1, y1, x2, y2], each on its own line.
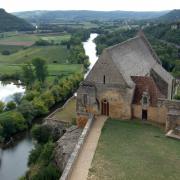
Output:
[69, 116, 107, 180]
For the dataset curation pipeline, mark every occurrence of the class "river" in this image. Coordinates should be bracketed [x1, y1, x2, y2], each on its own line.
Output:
[0, 33, 98, 180]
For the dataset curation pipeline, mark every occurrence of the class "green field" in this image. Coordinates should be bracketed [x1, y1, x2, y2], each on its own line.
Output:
[41, 34, 71, 43]
[88, 119, 180, 180]
[0, 33, 71, 46]
[0, 63, 83, 75]
[0, 45, 70, 64]
[0, 45, 24, 54]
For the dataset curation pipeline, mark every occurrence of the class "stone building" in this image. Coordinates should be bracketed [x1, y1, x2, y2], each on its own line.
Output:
[76, 32, 180, 134]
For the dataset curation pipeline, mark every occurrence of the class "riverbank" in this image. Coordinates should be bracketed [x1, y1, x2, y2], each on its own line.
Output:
[0, 32, 98, 180]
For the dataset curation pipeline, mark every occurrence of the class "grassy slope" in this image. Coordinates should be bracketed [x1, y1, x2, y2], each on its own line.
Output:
[52, 98, 76, 123]
[88, 119, 180, 180]
[0, 45, 69, 64]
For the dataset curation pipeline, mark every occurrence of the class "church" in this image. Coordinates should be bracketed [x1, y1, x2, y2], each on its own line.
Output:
[76, 32, 180, 135]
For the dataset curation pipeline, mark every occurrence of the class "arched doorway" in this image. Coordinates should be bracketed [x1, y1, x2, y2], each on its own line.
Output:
[101, 99, 109, 116]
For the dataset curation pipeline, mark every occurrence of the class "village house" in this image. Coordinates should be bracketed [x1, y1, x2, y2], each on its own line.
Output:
[76, 31, 180, 136]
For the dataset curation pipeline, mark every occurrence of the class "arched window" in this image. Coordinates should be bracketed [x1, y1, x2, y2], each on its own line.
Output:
[143, 96, 148, 105]
[103, 75, 105, 84]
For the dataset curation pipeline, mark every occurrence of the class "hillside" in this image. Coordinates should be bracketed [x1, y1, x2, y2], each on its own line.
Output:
[13, 10, 169, 23]
[0, 9, 34, 32]
[158, 9, 180, 23]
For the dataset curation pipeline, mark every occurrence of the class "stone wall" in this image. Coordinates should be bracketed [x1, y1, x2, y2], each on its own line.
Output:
[98, 88, 132, 119]
[150, 69, 169, 98]
[60, 114, 94, 180]
[132, 104, 167, 124]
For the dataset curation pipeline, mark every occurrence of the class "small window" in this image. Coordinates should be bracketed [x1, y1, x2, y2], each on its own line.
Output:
[143, 96, 148, 105]
[83, 94, 87, 105]
[103, 75, 106, 84]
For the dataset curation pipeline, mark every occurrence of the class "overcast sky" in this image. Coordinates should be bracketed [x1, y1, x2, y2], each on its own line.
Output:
[1, 0, 180, 12]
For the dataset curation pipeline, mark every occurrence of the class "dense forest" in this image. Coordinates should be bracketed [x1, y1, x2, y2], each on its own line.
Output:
[14, 10, 168, 23]
[0, 9, 34, 32]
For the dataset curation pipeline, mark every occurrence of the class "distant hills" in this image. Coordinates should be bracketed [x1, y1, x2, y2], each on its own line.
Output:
[13, 10, 169, 23]
[0, 9, 34, 32]
[158, 9, 180, 23]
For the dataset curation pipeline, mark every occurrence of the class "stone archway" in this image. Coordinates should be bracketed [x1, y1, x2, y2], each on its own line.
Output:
[101, 99, 109, 116]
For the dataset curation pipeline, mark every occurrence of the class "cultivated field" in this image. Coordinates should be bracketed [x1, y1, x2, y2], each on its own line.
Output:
[0, 45, 69, 64]
[0, 33, 71, 46]
[0, 64, 83, 78]
[88, 119, 180, 180]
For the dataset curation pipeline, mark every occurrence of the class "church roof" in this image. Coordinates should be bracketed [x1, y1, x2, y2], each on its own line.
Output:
[131, 76, 165, 106]
[104, 32, 173, 87]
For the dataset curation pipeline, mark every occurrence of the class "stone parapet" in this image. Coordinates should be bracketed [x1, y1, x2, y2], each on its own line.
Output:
[60, 114, 95, 180]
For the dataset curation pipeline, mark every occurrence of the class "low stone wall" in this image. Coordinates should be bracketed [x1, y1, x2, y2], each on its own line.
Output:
[60, 113, 95, 180]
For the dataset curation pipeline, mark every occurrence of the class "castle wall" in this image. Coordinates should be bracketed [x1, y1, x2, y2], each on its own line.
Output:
[132, 104, 167, 124]
[98, 88, 132, 119]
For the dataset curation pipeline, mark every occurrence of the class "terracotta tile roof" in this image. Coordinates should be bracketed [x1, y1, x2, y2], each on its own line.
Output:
[131, 76, 165, 106]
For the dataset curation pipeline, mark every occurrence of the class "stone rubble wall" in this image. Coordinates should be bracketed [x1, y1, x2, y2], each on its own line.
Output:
[59, 114, 95, 180]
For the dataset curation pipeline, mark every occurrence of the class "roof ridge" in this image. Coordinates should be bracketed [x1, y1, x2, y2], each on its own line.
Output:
[138, 32, 162, 65]
[106, 36, 140, 51]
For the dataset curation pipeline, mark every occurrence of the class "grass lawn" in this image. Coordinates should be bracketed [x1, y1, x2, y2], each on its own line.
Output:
[0, 45, 69, 64]
[52, 97, 76, 123]
[88, 119, 180, 180]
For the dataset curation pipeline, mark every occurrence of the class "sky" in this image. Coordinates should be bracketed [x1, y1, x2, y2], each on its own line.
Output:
[1, 0, 180, 13]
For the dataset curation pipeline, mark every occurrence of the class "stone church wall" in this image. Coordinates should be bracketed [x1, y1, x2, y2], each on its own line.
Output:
[132, 104, 167, 124]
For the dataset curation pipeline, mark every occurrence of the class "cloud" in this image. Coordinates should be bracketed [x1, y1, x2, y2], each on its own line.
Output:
[1, 0, 180, 12]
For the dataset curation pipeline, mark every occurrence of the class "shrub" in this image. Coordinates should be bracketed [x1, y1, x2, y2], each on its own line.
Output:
[6, 101, 16, 111]
[31, 125, 52, 144]
[0, 111, 27, 138]
[0, 73, 20, 81]
[32, 97, 48, 116]
[24, 90, 40, 101]
[35, 39, 50, 46]
[28, 144, 43, 166]
[17, 100, 36, 125]
[41, 91, 55, 108]
[13, 92, 23, 105]
[31, 163, 60, 180]
[38, 141, 54, 164]
[0, 101, 5, 113]
[51, 86, 62, 102]
[2, 50, 10, 55]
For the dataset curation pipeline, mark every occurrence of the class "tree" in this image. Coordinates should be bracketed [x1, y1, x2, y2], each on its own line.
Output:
[31, 125, 52, 144]
[32, 97, 48, 115]
[22, 63, 35, 89]
[0, 111, 27, 138]
[6, 101, 16, 111]
[17, 100, 36, 125]
[13, 93, 23, 105]
[0, 101, 5, 113]
[40, 91, 55, 108]
[32, 58, 48, 84]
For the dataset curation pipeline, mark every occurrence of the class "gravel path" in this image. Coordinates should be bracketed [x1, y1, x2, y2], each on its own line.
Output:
[69, 116, 107, 180]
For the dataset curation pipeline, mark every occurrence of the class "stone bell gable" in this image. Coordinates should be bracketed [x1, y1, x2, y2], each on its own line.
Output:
[76, 32, 176, 128]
